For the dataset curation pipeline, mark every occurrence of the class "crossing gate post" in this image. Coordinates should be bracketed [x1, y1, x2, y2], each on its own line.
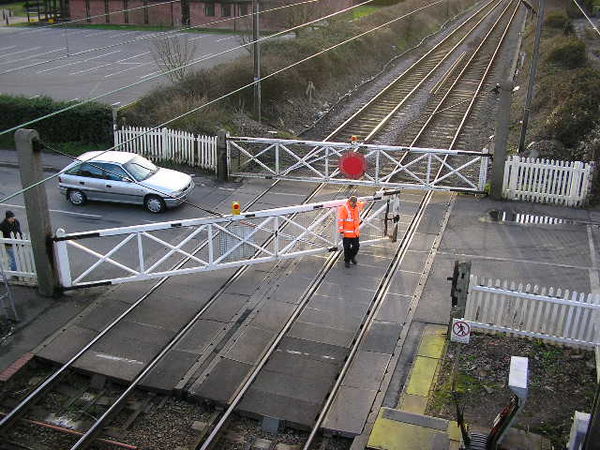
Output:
[448, 260, 471, 330]
[53, 228, 72, 289]
[217, 130, 229, 182]
[15, 129, 60, 297]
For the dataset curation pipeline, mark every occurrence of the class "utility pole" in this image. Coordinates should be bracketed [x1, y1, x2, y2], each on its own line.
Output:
[15, 129, 59, 297]
[252, 0, 261, 122]
[490, 78, 514, 200]
[517, 0, 544, 153]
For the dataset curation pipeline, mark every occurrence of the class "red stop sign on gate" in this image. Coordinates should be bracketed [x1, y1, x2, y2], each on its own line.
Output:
[339, 152, 367, 179]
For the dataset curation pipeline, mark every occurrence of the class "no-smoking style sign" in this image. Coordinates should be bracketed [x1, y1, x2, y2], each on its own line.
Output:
[451, 319, 471, 343]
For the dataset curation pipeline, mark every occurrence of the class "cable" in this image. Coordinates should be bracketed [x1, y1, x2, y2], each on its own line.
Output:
[0, 0, 442, 204]
[43, 141, 324, 246]
[0, 0, 378, 136]
[5, 0, 180, 36]
[571, 0, 600, 37]
[0, 0, 320, 76]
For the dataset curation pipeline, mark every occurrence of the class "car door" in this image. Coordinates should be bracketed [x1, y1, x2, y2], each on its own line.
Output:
[96, 163, 146, 205]
[68, 163, 110, 201]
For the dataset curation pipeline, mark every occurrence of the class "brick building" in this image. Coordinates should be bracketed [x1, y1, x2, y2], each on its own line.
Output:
[68, 0, 353, 31]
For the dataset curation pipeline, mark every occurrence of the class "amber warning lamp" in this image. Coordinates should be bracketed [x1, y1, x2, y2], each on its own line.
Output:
[232, 201, 241, 215]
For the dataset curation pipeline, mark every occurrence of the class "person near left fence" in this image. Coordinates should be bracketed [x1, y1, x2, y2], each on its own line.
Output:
[1, 211, 23, 272]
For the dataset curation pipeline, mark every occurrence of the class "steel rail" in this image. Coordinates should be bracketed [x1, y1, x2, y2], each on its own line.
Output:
[302, 3, 525, 446]
[407, 0, 519, 147]
[325, 0, 504, 143]
[1, 3, 515, 449]
[196, 4, 516, 446]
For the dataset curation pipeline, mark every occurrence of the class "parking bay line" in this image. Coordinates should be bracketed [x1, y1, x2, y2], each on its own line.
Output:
[0, 203, 103, 219]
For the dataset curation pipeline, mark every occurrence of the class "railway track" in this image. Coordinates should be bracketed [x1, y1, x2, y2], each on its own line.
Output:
[0, 1, 527, 448]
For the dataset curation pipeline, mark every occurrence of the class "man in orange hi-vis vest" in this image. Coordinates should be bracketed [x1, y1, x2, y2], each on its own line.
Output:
[338, 195, 364, 268]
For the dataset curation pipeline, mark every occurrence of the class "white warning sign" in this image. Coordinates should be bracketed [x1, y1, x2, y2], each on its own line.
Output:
[451, 319, 471, 344]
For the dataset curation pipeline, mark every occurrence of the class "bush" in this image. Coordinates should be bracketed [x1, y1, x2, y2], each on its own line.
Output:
[123, 0, 473, 132]
[539, 68, 600, 148]
[0, 95, 112, 146]
[545, 37, 587, 69]
[544, 11, 573, 34]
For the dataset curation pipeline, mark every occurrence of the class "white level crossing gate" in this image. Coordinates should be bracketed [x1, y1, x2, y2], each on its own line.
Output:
[227, 137, 490, 193]
[54, 191, 401, 289]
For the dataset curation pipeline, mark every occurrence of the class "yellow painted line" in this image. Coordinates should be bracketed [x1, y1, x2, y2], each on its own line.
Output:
[399, 393, 427, 414]
[417, 326, 447, 358]
[406, 356, 438, 397]
[368, 416, 440, 450]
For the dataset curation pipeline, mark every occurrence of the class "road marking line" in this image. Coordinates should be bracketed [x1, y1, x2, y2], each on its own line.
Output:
[437, 250, 594, 271]
[0, 203, 103, 219]
[0, 46, 41, 59]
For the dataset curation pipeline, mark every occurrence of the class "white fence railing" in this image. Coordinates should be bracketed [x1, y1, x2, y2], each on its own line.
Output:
[503, 156, 594, 206]
[114, 126, 218, 172]
[0, 233, 36, 282]
[464, 276, 600, 348]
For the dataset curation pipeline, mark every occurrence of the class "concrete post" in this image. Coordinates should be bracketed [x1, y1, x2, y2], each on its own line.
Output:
[490, 79, 514, 200]
[252, 0, 261, 122]
[216, 131, 228, 182]
[518, 0, 544, 153]
[15, 129, 59, 297]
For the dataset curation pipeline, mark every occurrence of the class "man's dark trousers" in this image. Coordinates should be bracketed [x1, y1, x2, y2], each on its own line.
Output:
[343, 237, 360, 263]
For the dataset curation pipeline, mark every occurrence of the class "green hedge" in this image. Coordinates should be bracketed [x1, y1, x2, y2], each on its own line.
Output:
[0, 95, 113, 146]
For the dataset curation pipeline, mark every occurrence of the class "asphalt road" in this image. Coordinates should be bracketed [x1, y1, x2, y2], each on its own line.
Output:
[0, 163, 236, 234]
[0, 26, 246, 104]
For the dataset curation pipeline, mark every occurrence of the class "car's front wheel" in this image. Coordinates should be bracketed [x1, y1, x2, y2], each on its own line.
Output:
[144, 195, 166, 213]
[67, 189, 86, 206]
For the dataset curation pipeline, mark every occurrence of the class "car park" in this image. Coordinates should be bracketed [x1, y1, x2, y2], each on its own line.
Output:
[58, 151, 195, 213]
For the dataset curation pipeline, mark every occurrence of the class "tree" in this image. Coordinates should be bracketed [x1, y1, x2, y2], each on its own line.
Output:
[150, 34, 198, 83]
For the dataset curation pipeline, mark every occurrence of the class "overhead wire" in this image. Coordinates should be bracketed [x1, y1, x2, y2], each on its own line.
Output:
[0, 0, 442, 204]
[0, 0, 320, 76]
[0, 0, 380, 137]
[41, 140, 323, 247]
[571, 0, 600, 37]
[4, 0, 181, 36]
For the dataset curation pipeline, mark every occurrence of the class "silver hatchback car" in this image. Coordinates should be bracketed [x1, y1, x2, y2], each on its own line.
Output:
[58, 151, 195, 213]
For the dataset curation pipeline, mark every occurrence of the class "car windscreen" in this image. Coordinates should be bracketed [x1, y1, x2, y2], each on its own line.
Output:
[124, 156, 158, 182]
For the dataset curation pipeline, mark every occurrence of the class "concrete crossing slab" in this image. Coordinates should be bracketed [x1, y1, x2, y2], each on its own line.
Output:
[265, 350, 340, 380]
[73, 320, 174, 381]
[141, 349, 200, 391]
[239, 387, 320, 426]
[76, 300, 131, 332]
[361, 321, 403, 354]
[202, 293, 250, 323]
[298, 307, 363, 330]
[288, 321, 355, 348]
[189, 357, 252, 403]
[277, 337, 348, 365]
[36, 325, 98, 363]
[173, 319, 225, 353]
[127, 294, 207, 332]
[376, 295, 411, 322]
[250, 368, 330, 404]
[224, 326, 275, 364]
[322, 385, 379, 435]
[308, 294, 371, 318]
[343, 351, 390, 389]
[251, 302, 296, 331]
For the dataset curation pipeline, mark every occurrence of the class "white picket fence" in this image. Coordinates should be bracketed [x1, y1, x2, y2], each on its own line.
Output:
[114, 126, 218, 172]
[464, 276, 600, 348]
[0, 233, 36, 282]
[503, 156, 593, 207]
